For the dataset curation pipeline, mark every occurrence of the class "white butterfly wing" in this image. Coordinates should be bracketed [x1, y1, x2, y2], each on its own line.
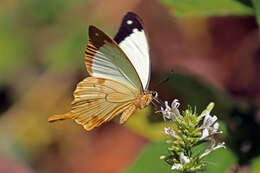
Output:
[85, 25, 144, 92]
[114, 12, 150, 90]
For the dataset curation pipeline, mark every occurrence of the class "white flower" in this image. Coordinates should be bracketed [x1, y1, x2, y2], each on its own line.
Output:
[171, 99, 180, 108]
[160, 101, 173, 120]
[180, 152, 190, 165]
[202, 112, 217, 129]
[212, 122, 219, 133]
[171, 164, 183, 170]
[200, 122, 221, 140]
[171, 153, 190, 170]
[200, 111, 222, 140]
[171, 99, 181, 117]
[160, 99, 181, 120]
[164, 127, 179, 138]
[200, 140, 226, 159]
[200, 128, 209, 140]
[213, 141, 225, 150]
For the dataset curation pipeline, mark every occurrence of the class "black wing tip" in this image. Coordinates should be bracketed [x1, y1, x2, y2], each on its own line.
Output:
[89, 25, 98, 32]
[88, 25, 105, 38]
[125, 11, 138, 17]
[126, 11, 136, 15]
[114, 11, 144, 44]
[88, 25, 98, 39]
[123, 12, 143, 25]
[88, 25, 114, 48]
[124, 12, 143, 21]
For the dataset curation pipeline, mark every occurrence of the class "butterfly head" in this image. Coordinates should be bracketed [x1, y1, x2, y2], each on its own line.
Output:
[151, 90, 158, 99]
[148, 90, 164, 108]
[146, 90, 159, 106]
[144, 90, 158, 100]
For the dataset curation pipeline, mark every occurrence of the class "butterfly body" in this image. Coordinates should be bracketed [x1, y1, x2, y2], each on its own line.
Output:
[48, 12, 157, 131]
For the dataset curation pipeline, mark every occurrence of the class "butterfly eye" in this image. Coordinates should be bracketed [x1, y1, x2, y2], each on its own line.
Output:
[152, 91, 158, 98]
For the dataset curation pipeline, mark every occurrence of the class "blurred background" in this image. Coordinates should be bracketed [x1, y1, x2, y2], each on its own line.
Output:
[0, 0, 260, 172]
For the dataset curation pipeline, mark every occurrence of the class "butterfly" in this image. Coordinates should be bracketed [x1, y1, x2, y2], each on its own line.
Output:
[48, 12, 158, 131]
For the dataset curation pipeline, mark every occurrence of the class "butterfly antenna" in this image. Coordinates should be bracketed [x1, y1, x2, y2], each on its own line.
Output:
[154, 69, 174, 89]
[154, 97, 165, 107]
[151, 100, 159, 109]
[151, 97, 165, 112]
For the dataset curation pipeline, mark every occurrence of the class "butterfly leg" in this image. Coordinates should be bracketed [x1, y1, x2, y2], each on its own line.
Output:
[120, 104, 136, 124]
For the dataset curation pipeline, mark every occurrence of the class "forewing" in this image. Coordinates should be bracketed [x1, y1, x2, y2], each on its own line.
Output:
[114, 12, 150, 89]
[85, 26, 143, 92]
[71, 77, 138, 131]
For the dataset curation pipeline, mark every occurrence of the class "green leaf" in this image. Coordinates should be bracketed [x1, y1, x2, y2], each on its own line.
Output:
[123, 141, 172, 173]
[252, 0, 260, 36]
[165, 72, 233, 116]
[235, 0, 253, 8]
[251, 156, 260, 173]
[160, 0, 254, 16]
[218, 120, 229, 138]
[204, 148, 237, 173]
[123, 141, 237, 173]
